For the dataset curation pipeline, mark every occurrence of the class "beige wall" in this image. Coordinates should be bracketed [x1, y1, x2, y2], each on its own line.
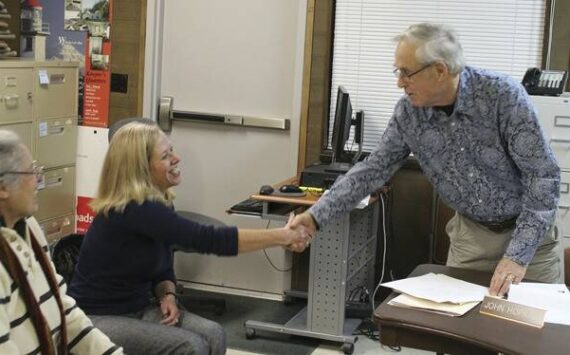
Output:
[109, 0, 146, 123]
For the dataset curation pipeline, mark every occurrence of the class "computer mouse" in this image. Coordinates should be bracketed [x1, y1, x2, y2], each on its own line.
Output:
[259, 185, 275, 195]
[279, 184, 303, 194]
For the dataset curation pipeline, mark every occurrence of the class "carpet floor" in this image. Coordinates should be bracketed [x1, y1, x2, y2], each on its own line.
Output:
[179, 289, 320, 355]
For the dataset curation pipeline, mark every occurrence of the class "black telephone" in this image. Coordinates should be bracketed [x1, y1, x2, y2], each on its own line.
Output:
[522, 67, 567, 96]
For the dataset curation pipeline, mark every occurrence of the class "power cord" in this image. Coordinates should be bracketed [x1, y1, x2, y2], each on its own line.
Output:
[347, 285, 370, 303]
[348, 192, 393, 343]
[262, 219, 292, 272]
[371, 193, 388, 312]
[352, 318, 379, 341]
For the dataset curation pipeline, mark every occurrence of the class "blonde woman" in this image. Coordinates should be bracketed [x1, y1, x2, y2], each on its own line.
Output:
[68, 122, 310, 355]
[0, 130, 122, 354]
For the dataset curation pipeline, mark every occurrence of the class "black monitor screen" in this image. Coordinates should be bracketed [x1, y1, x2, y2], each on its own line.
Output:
[331, 86, 352, 164]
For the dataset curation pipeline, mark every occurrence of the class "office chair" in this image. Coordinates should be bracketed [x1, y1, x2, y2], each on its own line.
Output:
[175, 211, 227, 315]
[52, 234, 84, 284]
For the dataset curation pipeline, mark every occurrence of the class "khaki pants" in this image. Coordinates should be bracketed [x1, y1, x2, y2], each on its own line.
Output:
[445, 213, 561, 283]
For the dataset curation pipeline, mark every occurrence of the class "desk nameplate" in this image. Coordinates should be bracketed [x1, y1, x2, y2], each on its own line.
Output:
[479, 295, 546, 328]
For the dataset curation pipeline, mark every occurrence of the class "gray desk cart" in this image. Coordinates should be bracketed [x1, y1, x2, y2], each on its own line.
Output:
[244, 189, 379, 354]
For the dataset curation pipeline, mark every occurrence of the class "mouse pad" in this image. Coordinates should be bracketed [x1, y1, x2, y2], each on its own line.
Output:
[270, 191, 306, 197]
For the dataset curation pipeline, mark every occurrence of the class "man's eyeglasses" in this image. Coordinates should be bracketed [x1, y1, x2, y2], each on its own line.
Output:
[393, 63, 433, 81]
[0, 161, 45, 184]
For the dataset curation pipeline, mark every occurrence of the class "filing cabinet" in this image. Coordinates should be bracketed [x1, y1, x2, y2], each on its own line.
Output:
[34, 66, 78, 120]
[531, 95, 570, 246]
[38, 214, 75, 245]
[1, 122, 32, 151]
[36, 166, 76, 222]
[36, 117, 78, 168]
[0, 68, 33, 124]
[0, 60, 78, 244]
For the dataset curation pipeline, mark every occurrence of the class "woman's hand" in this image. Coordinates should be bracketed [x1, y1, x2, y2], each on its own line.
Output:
[159, 293, 181, 326]
[283, 213, 312, 252]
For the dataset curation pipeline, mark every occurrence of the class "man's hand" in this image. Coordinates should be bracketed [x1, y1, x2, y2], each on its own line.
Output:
[159, 294, 181, 326]
[283, 213, 311, 253]
[291, 212, 317, 236]
[489, 257, 527, 297]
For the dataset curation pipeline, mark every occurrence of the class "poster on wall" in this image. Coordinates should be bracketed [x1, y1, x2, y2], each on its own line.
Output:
[64, 0, 109, 31]
[44, 0, 86, 119]
[82, 1, 112, 128]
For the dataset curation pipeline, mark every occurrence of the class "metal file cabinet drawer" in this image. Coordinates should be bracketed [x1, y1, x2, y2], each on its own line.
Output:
[550, 114, 570, 142]
[560, 171, 570, 210]
[560, 171, 570, 243]
[36, 166, 75, 221]
[34, 67, 78, 119]
[38, 213, 75, 245]
[0, 122, 33, 152]
[550, 139, 570, 170]
[35, 117, 77, 168]
[0, 68, 33, 124]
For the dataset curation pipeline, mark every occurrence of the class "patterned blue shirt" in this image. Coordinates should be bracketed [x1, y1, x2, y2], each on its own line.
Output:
[309, 66, 560, 266]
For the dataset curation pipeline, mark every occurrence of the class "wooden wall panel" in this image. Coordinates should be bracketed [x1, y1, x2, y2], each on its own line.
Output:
[109, 0, 146, 125]
[297, 0, 333, 172]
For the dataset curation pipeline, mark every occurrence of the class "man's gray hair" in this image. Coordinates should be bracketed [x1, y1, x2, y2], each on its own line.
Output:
[394, 23, 465, 75]
[0, 130, 25, 186]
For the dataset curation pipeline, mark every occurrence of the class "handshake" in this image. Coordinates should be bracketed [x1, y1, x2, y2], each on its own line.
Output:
[281, 212, 318, 253]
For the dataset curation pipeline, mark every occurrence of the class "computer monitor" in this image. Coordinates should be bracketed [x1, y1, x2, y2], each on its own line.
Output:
[327, 86, 353, 173]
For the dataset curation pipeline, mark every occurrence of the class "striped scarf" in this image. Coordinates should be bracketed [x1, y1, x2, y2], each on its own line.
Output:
[0, 227, 68, 354]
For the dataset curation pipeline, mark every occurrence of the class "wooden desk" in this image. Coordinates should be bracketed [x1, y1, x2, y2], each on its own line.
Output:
[373, 264, 570, 355]
[250, 177, 320, 206]
[249, 178, 381, 218]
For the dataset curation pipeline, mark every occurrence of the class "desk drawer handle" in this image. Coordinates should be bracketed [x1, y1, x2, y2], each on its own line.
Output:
[550, 138, 570, 145]
[4, 94, 19, 101]
[559, 204, 570, 210]
[44, 224, 62, 237]
[554, 116, 570, 128]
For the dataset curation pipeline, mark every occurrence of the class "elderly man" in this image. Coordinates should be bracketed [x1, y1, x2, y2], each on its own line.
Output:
[0, 130, 122, 354]
[294, 23, 561, 297]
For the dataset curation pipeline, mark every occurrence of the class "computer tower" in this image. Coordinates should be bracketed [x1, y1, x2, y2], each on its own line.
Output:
[299, 163, 343, 189]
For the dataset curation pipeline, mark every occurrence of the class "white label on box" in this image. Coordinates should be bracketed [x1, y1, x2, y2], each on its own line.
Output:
[39, 122, 48, 137]
[37, 178, 45, 190]
[38, 70, 49, 85]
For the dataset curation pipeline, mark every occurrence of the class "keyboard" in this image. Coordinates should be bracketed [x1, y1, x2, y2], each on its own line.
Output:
[229, 198, 263, 215]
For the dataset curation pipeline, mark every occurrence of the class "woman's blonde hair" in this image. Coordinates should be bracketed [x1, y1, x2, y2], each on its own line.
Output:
[90, 122, 174, 215]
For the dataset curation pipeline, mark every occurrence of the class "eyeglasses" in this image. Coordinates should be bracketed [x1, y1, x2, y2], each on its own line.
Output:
[0, 161, 45, 184]
[393, 63, 433, 81]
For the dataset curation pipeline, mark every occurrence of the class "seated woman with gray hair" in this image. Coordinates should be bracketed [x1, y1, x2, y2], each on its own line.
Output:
[68, 121, 310, 355]
[0, 130, 122, 354]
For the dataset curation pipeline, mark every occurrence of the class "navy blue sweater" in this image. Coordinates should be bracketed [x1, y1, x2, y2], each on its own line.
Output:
[68, 200, 238, 315]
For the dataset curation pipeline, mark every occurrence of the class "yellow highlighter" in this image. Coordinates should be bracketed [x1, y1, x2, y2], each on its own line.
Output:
[299, 186, 324, 193]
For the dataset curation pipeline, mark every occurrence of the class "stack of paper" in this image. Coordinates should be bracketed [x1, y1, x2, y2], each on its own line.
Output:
[508, 283, 570, 326]
[382, 273, 488, 317]
[388, 294, 480, 316]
